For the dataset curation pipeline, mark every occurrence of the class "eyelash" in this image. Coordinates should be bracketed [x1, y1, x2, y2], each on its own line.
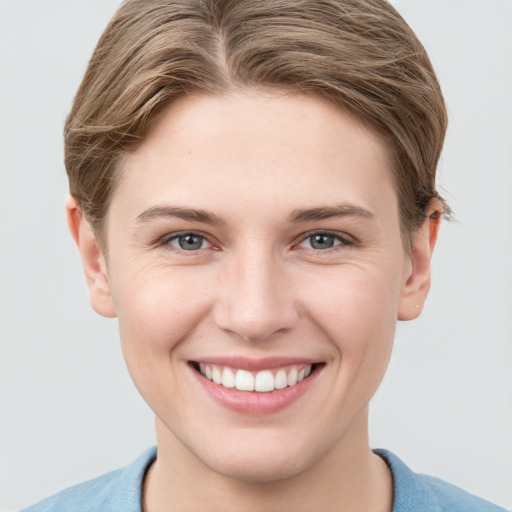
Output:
[157, 230, 355, 254]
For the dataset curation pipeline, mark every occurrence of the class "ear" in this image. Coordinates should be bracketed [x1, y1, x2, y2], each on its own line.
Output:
[398, 200, 442, 321]
[66, 196, 117, 318]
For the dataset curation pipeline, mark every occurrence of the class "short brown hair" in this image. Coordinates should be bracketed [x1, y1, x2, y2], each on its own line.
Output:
[65, 0, 449, 245]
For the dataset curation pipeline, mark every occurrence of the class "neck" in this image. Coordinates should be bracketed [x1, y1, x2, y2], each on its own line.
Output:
[143, 408, 393, 512]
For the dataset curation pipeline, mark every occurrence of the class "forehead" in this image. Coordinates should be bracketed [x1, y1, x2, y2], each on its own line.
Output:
[112, 90, 398, 226]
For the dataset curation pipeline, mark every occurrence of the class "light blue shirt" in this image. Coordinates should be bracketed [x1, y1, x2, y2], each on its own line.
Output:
[21, 446, 508, 511]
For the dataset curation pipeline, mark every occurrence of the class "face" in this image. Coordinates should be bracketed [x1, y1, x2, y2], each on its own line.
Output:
[74, 90, 433, 482]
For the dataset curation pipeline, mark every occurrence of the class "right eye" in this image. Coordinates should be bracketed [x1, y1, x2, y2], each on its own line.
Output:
[165, 232, 212, 252]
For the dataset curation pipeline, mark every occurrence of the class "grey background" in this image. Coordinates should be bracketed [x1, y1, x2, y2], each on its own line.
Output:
[1, 1, 511, 510]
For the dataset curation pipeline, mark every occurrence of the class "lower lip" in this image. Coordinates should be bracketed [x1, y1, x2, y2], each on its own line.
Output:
[191, 365, 322, 415]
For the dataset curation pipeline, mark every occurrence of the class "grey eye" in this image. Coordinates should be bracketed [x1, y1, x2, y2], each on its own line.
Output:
[297, 232, 347, 251]
[309, 234, 337, 250]
[170, 233, 210, 251]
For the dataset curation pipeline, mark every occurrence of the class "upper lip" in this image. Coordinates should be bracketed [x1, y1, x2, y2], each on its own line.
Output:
[191, 356, 322, 371]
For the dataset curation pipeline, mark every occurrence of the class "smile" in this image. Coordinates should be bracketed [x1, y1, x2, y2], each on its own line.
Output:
[190, 359, 324, 414]
[197, 363, 314, 393]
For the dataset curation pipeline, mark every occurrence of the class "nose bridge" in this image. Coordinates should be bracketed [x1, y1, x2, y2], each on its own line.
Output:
[213, 244, 299, 342]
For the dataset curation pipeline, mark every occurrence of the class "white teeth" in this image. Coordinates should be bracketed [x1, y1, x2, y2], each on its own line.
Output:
[212, 366, 222, 384]
[255, 370, 275, 392]
[275, 369, 288, 389]
[287, 367, 298, 387]
[222, 367, 236, 388]
[198, 363, 315, 393]
[235, 369, 255, 391]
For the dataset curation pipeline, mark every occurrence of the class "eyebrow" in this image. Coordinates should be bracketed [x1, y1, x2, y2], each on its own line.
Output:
[288, 203, 375, 223]
[135, 206, 225, 225]
[135, 202, 374, 225]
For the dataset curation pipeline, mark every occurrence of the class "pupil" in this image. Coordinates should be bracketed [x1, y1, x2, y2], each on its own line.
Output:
[179, 234, 203, 250]
[311, 234, 334, 249]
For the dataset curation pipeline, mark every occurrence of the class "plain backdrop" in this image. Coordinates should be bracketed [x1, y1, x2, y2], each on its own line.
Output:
[1, 1, 511, 510]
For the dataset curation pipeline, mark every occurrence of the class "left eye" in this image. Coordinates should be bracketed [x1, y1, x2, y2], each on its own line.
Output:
[298, 233, 346, 250]
[167, 233, 211, 251]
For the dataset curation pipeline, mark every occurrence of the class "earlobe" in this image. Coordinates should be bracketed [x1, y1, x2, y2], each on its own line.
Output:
[398, 201, 442, 321]
[65, 196, 117, 318]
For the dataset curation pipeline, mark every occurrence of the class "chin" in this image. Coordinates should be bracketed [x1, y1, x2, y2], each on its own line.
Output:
[195, 433, 322, 484]
[210, 453, 308, 483]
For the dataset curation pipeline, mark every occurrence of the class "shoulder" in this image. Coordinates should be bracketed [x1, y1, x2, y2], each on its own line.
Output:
[419, 474, 508, 512]
[20, 446, 157, 512]
[374, 449, 508, 512]
[20, 469, 122, 512]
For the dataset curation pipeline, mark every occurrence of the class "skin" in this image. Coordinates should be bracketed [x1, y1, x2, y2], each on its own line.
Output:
[67, 90, 440, 512]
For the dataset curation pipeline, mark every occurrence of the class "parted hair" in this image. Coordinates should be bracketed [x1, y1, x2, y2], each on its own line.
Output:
[65, 0, 448, 244]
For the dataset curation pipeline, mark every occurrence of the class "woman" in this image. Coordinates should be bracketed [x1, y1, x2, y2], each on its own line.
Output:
[20, 0, 508, 510]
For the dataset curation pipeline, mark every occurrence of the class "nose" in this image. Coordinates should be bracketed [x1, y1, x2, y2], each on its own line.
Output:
[212, 249, 300, 342]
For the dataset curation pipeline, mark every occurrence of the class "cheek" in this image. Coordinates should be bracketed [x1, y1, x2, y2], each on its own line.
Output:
[300, 265, 399, 391]
[113, 265, 214, 357]
[302, 264, 401, 340]
[111, 266, 217, 416]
